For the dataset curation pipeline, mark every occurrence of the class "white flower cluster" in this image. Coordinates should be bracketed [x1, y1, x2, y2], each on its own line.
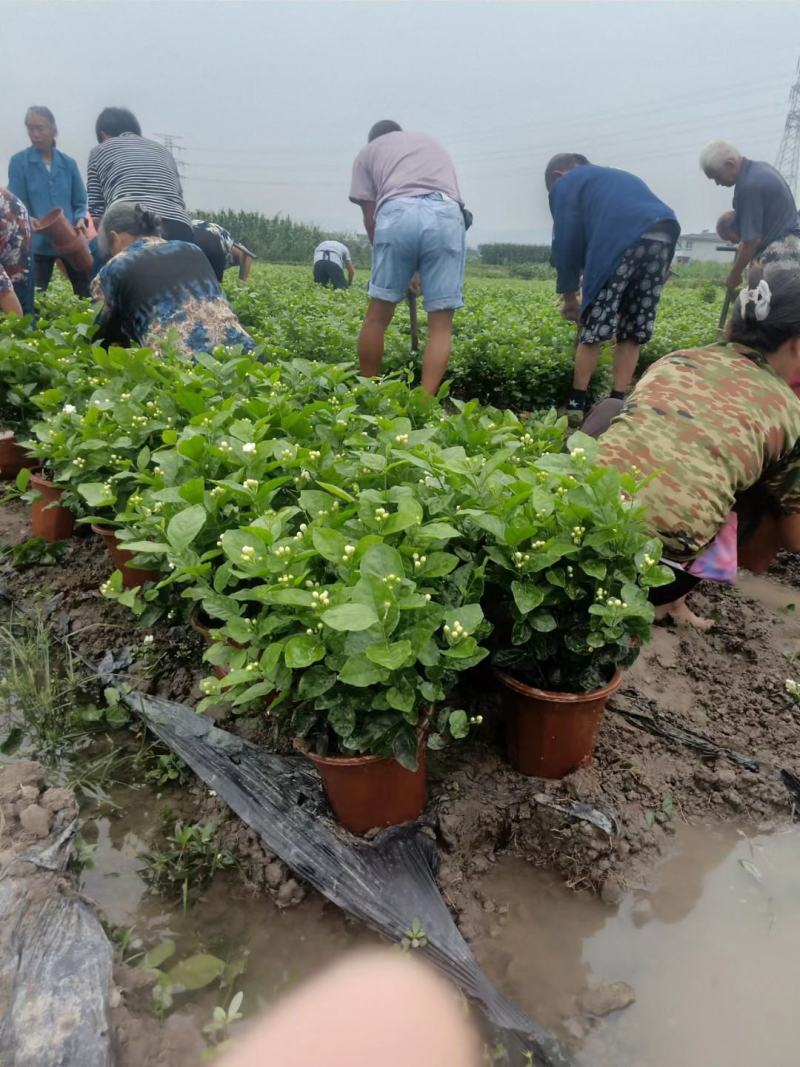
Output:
[242, 442, 256, 454]
[513, 550, 531, 568]
[220, 440, 232, 452]
[63, 404, 77, 415]
[394, 433, 409, 445]
[374, 506, 390, 522]
[312, 589, 331, 608]
[443, 620, 469, 642]
[211, 485, 225, 497]
[642, 553, 656, 568]
[244, 478, 259, 492]
[308, 449, 321, 460]
[469, 714, 483, 725]
[572, 525, 585, 545]
[240, 544, 256, 562]
[412, 552, 427, 570]
[340, 544, 356, 563]
[786, 678, 800, 698]
[605, 596, 628, 609]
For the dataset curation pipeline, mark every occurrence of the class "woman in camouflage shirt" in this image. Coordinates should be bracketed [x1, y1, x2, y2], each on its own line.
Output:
[597, 267, 800, 625]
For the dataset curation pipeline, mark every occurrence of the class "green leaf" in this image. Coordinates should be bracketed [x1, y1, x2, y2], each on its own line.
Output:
[511, 581, 545, 615]
[321, 603, 379, 631]
[418, 551, 458, 578]
[360, 542, 404, 580]
[166, 505, 206, 553]
[311, 527, 348, 562]
[78, 481, 114, 507]
[297, 666, 336, 699]
[339, 654, 385, 687]
[142, 940, 176, 969]
[443, 603, 484, 634]
[167, 953, 225, 991]
[15, 467, 31, 492]
[531, 612, 557, 632]
[448, 709, 469, 739]
[416, 522, 461, 541]
[366, 640, 413, 670]
[315, 481, 355, 502]
[284, 634, 325, 669]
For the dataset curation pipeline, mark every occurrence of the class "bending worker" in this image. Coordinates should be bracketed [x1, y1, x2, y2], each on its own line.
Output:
[313, 238, 354, 289]
[349, 119, 468, 394]
[0, 187, 33, 317]
[700, 140, 800, 288]
[546, 153, 679, 426]
[92, 201, 255, 355]
[191, 219, 256, 284]
[592, 267, 800, 626]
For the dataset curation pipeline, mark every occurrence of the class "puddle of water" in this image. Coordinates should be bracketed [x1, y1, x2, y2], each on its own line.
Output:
[79, 782, 374, 1020]
[737, 571, 800, 617]
[476, 823, 800, 1066]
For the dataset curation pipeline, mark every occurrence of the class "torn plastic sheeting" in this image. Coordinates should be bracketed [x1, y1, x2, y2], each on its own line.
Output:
[127, 691, 574, 1067]
[0, 819, 114, 1067]
[534, 794, 619, 837]
[609, 703, 760, 771]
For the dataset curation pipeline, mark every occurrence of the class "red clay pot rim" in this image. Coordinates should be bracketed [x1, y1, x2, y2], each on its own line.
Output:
[90, 523, 117, 537]
[493, 666, 622, 703]
[30, 469, 59, 488]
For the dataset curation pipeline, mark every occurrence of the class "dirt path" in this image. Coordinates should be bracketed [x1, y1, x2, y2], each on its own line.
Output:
[1, 499, 797, 934]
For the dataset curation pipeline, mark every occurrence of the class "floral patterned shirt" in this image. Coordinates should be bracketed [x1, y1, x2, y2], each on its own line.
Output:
[92, 236, 254, 356]
[0, 188, 32, 297]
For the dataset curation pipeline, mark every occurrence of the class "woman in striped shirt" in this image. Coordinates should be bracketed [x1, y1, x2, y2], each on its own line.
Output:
[86, 108, 192, 242]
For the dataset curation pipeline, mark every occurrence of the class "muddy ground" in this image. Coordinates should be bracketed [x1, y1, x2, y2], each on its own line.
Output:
[1, 497, 798, 944]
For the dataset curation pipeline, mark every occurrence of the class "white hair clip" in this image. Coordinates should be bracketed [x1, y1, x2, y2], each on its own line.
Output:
[738, 279, 771, 321]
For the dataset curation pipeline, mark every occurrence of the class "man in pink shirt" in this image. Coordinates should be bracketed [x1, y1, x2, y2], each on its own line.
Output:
[349, 120, 467, 393]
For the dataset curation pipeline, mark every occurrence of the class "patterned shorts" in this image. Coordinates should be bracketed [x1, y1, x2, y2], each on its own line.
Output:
[579, 237, 672, 345]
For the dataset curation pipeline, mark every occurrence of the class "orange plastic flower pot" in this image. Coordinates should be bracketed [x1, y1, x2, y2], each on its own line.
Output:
[495, 667, 622, 779]
[30, 472, 74, 542]
[306, 738, 427, 836]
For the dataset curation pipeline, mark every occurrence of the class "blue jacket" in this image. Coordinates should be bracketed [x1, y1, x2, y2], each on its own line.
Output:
[549, 165, 679, 311]
[8, 146, 88, 258]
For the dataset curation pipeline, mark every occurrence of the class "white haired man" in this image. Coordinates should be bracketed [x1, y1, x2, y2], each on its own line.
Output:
[700, 140, 800, 290]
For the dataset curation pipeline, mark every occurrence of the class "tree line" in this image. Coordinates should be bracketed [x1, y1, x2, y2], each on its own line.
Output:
[194, 210, 373, 267]
[478, 243, 551, 265]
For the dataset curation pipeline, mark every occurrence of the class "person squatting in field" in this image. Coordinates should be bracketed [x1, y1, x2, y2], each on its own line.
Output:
[701, 141, 800, 290]
[312, 238, 354, 290]
[91, 200, 255, 356]
[349, 120, 468, 394]
[191, 219, 257, 284]
[545, 154, 680, 427]
[584, 267, 800, 627]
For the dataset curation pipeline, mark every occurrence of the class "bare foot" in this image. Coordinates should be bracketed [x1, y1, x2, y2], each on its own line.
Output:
[655, 596, 715, 631]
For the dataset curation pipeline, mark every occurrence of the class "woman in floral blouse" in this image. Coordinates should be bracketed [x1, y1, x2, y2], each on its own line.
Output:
[0, 188, 33, 317]
[92, 201, 255, 356]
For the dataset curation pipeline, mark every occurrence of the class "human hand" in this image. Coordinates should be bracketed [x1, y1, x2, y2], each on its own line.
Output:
[725, 268, 743, 291]
[407, 273, 421, 297]
[561, 294, 581, 323]
[75, 218, 88, 235]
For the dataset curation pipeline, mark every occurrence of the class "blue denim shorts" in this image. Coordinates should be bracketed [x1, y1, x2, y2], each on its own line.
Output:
[369, 193, 466, 311]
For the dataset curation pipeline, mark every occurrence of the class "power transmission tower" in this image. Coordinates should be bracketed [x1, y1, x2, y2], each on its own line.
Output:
[153, 132, 187, 179]
[776, 59, 800, 199]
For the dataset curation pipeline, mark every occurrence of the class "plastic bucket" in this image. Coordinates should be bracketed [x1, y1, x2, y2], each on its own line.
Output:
[495, 667, 622, 779]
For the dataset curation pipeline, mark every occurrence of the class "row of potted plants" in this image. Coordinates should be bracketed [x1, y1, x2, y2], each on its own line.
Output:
[1, 304, 671, 834]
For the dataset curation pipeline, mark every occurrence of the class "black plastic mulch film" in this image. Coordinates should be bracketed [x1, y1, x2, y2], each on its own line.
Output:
[127, 692, 575, 1067]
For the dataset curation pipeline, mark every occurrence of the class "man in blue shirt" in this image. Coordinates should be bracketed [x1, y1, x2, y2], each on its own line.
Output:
[700, 141, 800, 290]
[8, 106, 90, 297]
[546, 154, 679, 424]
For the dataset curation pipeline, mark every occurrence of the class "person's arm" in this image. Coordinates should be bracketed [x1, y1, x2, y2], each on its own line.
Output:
[70, 158, 89, 233]
[86, 151, 106, 223]
[549, 185, 585, 315]
[0, 278, 23, 317]
[726, 238, 760, 290]
[360, 203, 377, 244]
[346, 260, 355, 283]
[7, 156, 30, 217]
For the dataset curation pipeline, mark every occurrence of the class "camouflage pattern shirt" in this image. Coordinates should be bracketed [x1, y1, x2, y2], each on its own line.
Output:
[597, 342, 800, 562]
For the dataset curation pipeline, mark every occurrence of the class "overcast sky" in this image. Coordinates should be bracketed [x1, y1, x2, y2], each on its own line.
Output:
[4, 1, 800, 245]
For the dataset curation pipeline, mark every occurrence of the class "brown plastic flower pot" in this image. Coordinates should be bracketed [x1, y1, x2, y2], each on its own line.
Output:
[495, 667, 622, 779]
[306, 738, 427, 836]
[30, 472, 74, 542]
[0, 432, 35, 479]
[32, 209, 92, 272]
[91, 525, 161, 589]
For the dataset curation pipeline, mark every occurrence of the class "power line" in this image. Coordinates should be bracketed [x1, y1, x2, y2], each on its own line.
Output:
[153, 131, 188, 179]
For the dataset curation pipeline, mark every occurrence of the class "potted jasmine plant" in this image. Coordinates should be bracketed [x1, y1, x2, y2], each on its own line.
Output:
[478, 434, 672, 778]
